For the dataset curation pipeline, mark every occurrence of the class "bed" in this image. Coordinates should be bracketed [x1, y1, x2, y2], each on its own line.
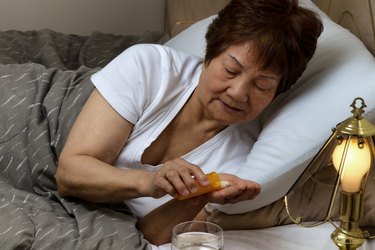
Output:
[0, 0, 374, 249]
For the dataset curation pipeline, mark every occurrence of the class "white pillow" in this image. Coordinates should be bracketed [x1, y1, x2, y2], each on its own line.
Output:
[165, 0, 375, 214]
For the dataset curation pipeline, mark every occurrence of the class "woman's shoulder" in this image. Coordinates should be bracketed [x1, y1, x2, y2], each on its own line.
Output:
[126, 43, 196, 55]
[123, 44, 202, 66]
[122, 44, 203, 83]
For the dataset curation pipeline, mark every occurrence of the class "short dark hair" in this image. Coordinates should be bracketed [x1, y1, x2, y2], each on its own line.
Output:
[205, 0, 323, 95]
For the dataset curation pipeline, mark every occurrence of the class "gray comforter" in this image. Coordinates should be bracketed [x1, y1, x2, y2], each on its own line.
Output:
[0, 29, 166, 250]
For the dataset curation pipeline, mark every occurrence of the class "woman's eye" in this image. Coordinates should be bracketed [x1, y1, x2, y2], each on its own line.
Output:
[254, 81, 271, 92]
[255, 85, 267, 91]
[224, 68, 237, 76]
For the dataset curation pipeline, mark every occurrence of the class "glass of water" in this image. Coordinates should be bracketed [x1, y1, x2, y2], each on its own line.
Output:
[171, 221, 224, 250]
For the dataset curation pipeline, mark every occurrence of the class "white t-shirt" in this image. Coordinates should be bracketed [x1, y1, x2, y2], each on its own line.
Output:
[91, 44, 258, 217]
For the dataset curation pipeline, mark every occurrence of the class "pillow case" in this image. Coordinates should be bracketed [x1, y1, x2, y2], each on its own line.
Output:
[165, 0, 375, 214]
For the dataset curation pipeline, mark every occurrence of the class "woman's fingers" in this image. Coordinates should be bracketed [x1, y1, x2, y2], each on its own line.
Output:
[207, 174, 261, 204]
[153, 162, 261, 204]
[224, 184, 260, 203]
[153, 158, 208, 198]
[165, 168, 191, 196]
[152, 171, 176, 198]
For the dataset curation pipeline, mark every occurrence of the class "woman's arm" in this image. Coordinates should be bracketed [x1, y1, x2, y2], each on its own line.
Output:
[56, 89, 155, 202]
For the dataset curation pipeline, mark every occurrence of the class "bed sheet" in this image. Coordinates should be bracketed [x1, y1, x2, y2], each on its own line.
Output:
[155, 223, 375, 250]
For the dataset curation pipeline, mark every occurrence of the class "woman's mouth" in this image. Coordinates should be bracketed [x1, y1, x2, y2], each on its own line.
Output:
[220, 100, 242, 113]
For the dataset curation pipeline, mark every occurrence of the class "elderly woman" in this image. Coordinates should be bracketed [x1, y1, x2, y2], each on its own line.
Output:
[56, 0, 323, 245]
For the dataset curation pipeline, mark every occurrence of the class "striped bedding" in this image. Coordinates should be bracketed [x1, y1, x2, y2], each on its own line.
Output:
[0, 29, 165, 250]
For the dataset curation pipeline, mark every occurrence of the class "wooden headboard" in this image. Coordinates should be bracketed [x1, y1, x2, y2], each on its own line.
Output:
[165, 0, 230, 37]
[314, 0, 375, 56]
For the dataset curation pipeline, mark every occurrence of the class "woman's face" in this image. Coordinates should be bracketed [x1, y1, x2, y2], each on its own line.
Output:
[197, 42, 281, 125]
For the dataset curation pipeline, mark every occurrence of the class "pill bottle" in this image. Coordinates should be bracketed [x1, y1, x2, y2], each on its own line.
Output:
[177, 172, 223, 200]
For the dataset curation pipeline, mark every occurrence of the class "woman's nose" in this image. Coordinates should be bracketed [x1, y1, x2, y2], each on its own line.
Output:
[226, 80, 248, 102]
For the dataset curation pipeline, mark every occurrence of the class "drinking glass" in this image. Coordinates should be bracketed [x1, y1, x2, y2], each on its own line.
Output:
[171, 221, 224, 250]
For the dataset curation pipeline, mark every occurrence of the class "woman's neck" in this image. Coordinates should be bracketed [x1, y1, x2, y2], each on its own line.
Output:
[176, 89, 227, 136]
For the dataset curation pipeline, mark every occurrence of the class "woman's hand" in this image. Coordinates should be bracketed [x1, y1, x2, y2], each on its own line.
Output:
[138, 172, 260, 245]
[206, 173, 261, 204]
[149, 158, 209, 199]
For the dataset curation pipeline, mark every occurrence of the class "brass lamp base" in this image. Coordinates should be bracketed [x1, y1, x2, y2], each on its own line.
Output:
[331, 192, 365, 250]
[331, 228, 365, 250]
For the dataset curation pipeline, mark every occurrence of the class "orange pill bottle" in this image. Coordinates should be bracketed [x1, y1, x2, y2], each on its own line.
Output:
[177, 172, 223, 200]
